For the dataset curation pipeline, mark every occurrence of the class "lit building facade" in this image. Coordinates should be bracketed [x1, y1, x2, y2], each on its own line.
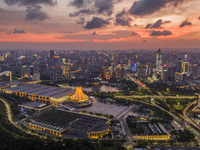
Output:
[70, 87, 89, 104]
[133, 135, 171, 140]
[156, 49, 163, 73]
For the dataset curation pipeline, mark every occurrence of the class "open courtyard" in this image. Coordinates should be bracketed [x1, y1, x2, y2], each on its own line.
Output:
[79, 99, 129, 117]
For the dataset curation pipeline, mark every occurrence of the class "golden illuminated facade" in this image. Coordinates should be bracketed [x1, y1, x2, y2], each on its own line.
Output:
[1, 83, 75, 106]
[70, 87, 89, 103]
[133, 135, 171, 140]
[27, 123, 64, 137]
[87, 128, 110, 138]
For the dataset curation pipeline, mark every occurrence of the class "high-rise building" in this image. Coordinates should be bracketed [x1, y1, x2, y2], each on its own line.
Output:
[175, 72, 183, 82]
[191, 64, 198, 79]
[176, 58, 182, 73]
[33, 71, 40, 81]
[156, 49, 163, 72]
[182, 55, 190, 75]
[131, 62, 137, 72]
[50, 50, 54, 59]
[182, 61, 189, 74]
[161, 65, 168, 81]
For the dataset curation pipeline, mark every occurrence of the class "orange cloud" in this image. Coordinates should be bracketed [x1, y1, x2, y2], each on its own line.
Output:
[0, 32, 89, 43]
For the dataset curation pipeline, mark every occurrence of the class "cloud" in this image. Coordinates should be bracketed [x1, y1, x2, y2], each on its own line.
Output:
[76, 17, 85, 25]
[131, 32, 138, 36]
[164, 20, 171, 24]
[56, 30, 130, 41]
[92, 31, 98, 35]
[25, 5, 49, 21]
[69, 9, 95, 17]
[145, 24, 152, 29]
[150, 19, 163, 28]
[145, 19, 171, 29]
[69, 0, 122, 17]
[13, 29, 26, 34]
[4, 0, 57, 6]
[143, 40, 147, 42]
[129, 0, 184, 16]
[94, 0, 115, 16]
[0, 8, 5, 13]
[180, 19, 192, 28]
[69, 0, 84, 8]
[84, 17, 109, 29]
[150, 30, 172, 36]
[115, 9, 132, 27]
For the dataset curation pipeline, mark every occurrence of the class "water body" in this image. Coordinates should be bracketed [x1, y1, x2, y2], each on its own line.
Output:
[62, 85, 122, 92]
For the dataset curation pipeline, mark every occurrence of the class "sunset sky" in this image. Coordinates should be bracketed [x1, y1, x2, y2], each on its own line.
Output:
[0, 0, 200, 50]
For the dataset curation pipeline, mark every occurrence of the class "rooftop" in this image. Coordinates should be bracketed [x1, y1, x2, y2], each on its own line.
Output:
[31, 109, 109, 134]
[20, 101, 50, 109]
[3, 84, 75, 99]
[0, 80, 24, 88]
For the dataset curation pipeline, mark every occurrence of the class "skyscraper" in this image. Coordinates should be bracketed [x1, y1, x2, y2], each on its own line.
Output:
[176, 58, 182, 73]
[182, 55, 190, 75]
[131, 62, 137, 72]
[50, 50, 55, 59]
[156, 49, 163, 72]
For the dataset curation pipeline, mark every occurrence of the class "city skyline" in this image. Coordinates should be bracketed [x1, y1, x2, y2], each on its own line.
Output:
[0, 0, 200, 50]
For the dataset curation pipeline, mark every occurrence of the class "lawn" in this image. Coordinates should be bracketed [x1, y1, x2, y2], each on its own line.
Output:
[166, 98, 195, 114]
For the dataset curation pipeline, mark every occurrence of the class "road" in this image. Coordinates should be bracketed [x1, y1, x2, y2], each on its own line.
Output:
[116, 105, 136, 150]
[116, 95, 196, 99]
[124, 75, 200, 145]
[0, 98, 47, 139]
[0, 98, 16, 127]
[182, 100, 200, 143]
[115, 105, 135, 142]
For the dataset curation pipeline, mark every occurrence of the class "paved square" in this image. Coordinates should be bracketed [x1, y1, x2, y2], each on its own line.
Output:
[80, 100, 128, 117]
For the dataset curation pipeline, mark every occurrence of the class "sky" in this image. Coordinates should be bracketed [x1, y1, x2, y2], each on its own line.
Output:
[0, 0, 200, 50]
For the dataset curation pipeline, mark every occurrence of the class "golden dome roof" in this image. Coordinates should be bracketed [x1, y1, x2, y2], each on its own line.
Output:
[70, 87, 88, 101]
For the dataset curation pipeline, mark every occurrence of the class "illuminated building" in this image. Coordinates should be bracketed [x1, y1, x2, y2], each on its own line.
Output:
[175, 72, 183, 82]
[0, 71, 12, 81]
[50, 50, 54, 59]
[19, 102, 52, 113]
[161, 65, 168, 81]
[152, 68, 157, 81]
[191, 64, 199, 79]
[109, 66, 113, 78]
[133, 123, 171, 141]
[105, 71, 110, 80]
[156, 49, 163, 72]
[33, 71, 40, 81]
[0, 55, 4, 61]
[1, 83, 75, 106]
[133, 135, 171, 140]
[27, 110, 109, 138]
[22, 65, 30, 78]
[176, 58, 182, 73]
[70, 87, 89, 104]
[182, 61, 189, 75]
[27, 121, 65, 137]
[131, 62, 137, 72]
